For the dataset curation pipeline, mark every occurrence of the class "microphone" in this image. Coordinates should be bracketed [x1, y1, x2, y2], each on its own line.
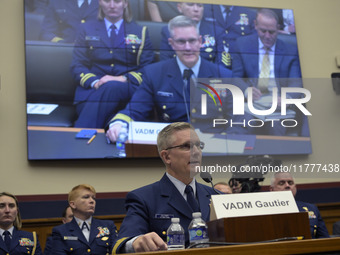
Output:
[200, 172, 224, 194]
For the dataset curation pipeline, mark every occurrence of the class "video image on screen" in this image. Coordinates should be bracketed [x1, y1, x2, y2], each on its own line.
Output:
[25, 0, 312, 160]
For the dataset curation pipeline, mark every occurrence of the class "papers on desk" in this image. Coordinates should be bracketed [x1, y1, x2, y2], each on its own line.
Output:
[245, 95, 296, 121]
[27, 103, 58, 115]
[195, 130, 255, 154]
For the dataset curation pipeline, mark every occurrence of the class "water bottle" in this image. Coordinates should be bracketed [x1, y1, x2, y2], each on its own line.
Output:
[116, 127, 128, 157]
[167, 218, 185, 250]
[188, 212, 209, 248]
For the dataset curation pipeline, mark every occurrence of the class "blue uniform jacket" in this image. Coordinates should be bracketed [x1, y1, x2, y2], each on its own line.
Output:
[231, 33, 302, 94]
[51, 217, 117, 255]
[203, 5, 257, 46]
[112, 174, 216, 253]
[71, 19, 155, 102]
[0, 228, 42, 255]
[296, 201, 329, 239]
[159, 20, 230, 68]
[109, 58, 247, 134]
[40, 0, 99, 43]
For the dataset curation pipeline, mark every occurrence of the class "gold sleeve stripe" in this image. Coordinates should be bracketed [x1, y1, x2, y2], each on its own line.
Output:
[136, 26, 147, 66]
[111, 237, 129, 255]
[129, 71, 142, 84]
[112, 113, 133, 123]
[32, 231, 37, 255]
[80, 73, 96, 87]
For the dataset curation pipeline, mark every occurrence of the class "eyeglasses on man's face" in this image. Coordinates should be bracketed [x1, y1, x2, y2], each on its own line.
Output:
[172, 37, 200, 47]
[165, 141, 205, 151]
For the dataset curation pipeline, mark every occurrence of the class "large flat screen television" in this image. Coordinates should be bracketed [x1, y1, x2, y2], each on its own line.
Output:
[24, 0, 312, 160]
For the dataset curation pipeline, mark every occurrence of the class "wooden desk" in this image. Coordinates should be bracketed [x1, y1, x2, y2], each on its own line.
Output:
[134, 237, 340, 255]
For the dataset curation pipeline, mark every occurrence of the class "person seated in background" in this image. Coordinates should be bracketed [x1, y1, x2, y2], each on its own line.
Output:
[146, 0, 180, 22]
[333, 220, 340, 236]
[43, 206, 73, 255]
[106, 15, 246, 143]
[159, 3, 230, 69]
[112, 122, 216, 253]
[25, 0, 49, 14]
[203, 5, 257, 57]
[40, 0, 99, 43]
[51, 184, 117, 254]
[270, 172, 330, 239]
[71, 0, 154, 128]
[231, 8, 302, 136]
[213, 182, 232, 194]
[0, 192, 43, 255]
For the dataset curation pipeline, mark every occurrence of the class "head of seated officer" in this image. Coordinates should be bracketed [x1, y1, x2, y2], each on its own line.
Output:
[61, 205, 74, 224]
[214, 182, 232, 194]
[0, 192, 43, 254]
[269, 172, 329, 238]
[51, 184, 117, 254]
[112, 122, 216, 253]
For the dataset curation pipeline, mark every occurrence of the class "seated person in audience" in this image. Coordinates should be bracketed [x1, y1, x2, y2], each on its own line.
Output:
[0, 192, 43, 255]
[231, 8, 302, 136]
[25, 0, 49, 14]
[203, 4, 257, 55]
[71, 0, 154, 128]
[106, 15, 247, 142]
[44, 206, 73, 255]
[146, 0, 180, 22]
[112, 122, 216, 253]
[40, 0, 99, 43]
[270, 172, 329, 239]
[333, 221, 340, 236]
[159, 3, 230, 69]
[213, 182, 232, 194]
[51, 184, 117, 254]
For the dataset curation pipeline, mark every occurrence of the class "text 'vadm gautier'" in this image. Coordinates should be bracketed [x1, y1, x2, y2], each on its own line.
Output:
[223, 200, 290, 210]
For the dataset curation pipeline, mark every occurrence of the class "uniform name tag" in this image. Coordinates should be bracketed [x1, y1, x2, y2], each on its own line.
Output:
[157, 91, 173, 97]
[64, 236, 78, 240]
[155, 214, 174, 219]
[85, 36, 100, 41]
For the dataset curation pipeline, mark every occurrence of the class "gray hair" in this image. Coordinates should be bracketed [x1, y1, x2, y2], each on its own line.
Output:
[270, 172, 294, 187]
[168, 15, 199, 38]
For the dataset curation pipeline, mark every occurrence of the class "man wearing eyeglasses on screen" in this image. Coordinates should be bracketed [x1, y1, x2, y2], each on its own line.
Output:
[112, 122, 216, 253]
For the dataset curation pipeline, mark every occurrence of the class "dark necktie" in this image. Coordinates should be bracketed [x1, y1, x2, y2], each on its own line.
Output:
[185, 185, 200, 212]
[3, 231, 11, 250]
[82, 222, 89, 231]
[183, 69, 193, 96]
[110, 24, 117, 46]
[224, 6, 231, 22]
[80, 0, 88, 11]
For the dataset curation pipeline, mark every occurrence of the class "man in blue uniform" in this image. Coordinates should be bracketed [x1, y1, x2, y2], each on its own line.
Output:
[159, 3, 229, 69]
[40, 0, 99, 43]
[112, 122, 216, 253]
[106, 15, 246, 142]
[71, 0, 154, 128]
[270, 172, 330, 239]
[0, 192, 43, 255]
[203, 4, 257, 62]
[51, 184, 118, 254]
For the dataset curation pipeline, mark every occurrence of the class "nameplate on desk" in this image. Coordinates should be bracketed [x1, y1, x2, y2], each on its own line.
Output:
[210, 191, 298, 221]
[128, 121, 170, 143]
